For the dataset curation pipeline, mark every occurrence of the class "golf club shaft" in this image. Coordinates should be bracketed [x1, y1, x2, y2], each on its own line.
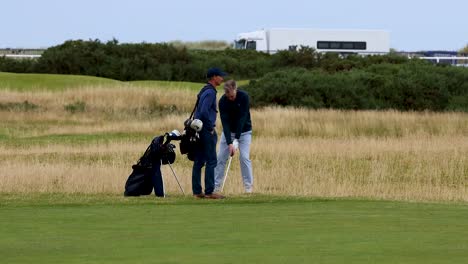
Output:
[167, 161, 185, 195]
[221, 156, 233, 191]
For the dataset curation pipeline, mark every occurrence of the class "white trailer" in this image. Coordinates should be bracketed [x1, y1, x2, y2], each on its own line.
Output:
[235, 28, 390, 55]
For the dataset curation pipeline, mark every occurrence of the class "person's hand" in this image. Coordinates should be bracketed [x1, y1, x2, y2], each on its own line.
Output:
[233, 139, 239, 150]
[228, 144, 236, 156]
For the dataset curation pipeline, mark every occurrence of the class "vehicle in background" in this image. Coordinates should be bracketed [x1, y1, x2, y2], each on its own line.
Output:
[0, 48, 44, 59]
[398, 50, 468, 67]
[235, 28, 390, 55]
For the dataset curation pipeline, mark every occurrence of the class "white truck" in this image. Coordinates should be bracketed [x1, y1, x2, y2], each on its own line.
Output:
[235, 28, 390, 55]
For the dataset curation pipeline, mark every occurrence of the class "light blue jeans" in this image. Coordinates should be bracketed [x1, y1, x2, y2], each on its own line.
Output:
[214, 131, 253, 192]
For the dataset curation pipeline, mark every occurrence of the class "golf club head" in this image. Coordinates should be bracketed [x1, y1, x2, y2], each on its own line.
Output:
[167, 129, 182, 140]
[190, 119, 203, 132]
[184, 118, 192, 128]
[170, 129, 181, 137]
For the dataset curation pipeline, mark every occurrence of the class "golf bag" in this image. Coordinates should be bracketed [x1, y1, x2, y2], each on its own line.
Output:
[180, 119, 201, 161]
[124, 135, 176, 197]
[180, 95, 202, 161]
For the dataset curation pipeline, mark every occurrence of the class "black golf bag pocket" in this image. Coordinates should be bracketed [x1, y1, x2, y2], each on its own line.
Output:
[124, 165, 154, 196]
[180, 120, 200, 161]
[160, 143, 176, 165]
[180, 134, 199, 161]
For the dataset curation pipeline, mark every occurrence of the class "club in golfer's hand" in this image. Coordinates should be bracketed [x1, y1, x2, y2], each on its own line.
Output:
[229, 140, 238, 157]
[233, 139, 239, 150]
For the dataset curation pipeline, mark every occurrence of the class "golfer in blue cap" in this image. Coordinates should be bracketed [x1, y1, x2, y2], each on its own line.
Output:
[191, 67, 227, 199]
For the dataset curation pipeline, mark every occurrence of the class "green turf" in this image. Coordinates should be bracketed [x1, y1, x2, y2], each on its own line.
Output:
[0, 72, 122, 91]
[1, 194, 467, 264]
[0, 72, 204, 92]
[0, 72, 249, 92]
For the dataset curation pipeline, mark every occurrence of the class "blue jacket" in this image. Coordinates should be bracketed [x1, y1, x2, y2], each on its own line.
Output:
[194, 83, 217, 131]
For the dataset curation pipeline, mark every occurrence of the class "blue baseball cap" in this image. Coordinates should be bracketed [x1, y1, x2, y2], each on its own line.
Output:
[206, 67, 227, 78]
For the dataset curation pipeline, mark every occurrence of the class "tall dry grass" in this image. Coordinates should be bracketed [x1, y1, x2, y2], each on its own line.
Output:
[1, 86, 467, 202]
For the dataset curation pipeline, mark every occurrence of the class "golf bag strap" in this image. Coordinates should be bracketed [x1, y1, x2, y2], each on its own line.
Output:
[189, 94, 200, 119]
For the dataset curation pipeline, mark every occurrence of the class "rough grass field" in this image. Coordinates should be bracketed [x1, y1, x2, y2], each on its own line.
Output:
[1, 72, 467, 201]
[1, 72, 468, 263]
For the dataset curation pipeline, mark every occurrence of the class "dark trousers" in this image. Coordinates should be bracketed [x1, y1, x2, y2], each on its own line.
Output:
[192, 128, 218, 195]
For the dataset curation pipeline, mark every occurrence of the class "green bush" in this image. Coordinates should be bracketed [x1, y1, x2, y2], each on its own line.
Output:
[0, 57, 37, 73]
[64, 101, 86, 113]
[244, 64, 468, 111]
[36, 39, 192, 81]
[2, 39, 468, 112]
[245, 68, 369, 109]
[272, 46, 321, 69]
[1, 39, 416, 83]
[0, 100, 39, 111]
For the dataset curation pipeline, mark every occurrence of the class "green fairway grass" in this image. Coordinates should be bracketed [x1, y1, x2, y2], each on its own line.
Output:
[0, 72, 248, 92]
[1, 194, 467, 264]
[0, 72, 122, 91]
[0, 72, 201, 92]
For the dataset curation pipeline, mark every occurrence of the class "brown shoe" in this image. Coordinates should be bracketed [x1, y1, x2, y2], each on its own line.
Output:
[193, 193, 205, 199]
[205, 193, 225, 199]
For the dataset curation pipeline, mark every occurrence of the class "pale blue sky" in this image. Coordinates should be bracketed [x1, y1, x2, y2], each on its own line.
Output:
[1, 0, 467, 51]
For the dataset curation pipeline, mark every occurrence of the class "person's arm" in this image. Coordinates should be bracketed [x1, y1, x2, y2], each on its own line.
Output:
[198, 90, 216, 130]
[234, 92, 250, 140]
[219, 97, 233, 144]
